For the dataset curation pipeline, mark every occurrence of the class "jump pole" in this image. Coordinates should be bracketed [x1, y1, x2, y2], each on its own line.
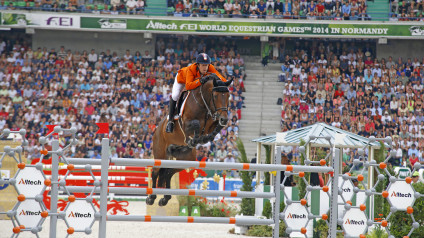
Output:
[49, 139, 59, 238]
[60, 186, 276, 198]
[99, 138, 109, 238]
[66, 158, 333, 173]
[273, 146, 282, 238]
[329, 148, 340, 238]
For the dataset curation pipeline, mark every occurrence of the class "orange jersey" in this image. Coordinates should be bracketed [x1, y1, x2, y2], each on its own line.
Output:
[177, 63, 226, 90]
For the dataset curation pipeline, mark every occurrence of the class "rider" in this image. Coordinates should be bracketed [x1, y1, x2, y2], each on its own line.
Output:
[166, 53, 227, 133]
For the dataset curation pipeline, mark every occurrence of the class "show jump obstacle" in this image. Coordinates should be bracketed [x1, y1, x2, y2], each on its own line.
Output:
[0, 126, 422, 238]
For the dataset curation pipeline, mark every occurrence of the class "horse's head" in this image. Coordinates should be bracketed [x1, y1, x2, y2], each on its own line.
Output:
[203, 76, 233, 126]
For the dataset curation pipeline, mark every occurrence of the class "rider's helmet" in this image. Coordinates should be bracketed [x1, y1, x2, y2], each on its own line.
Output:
[196, 53, 211, 65]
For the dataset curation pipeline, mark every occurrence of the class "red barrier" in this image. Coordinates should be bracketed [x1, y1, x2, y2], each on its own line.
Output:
[31, 158, 150, 209]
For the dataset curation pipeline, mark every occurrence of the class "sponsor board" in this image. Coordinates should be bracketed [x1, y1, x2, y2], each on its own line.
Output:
[78, 17, 424, 37]
[387, 181, 415, 210]
[283, 203, 308, 229]
[342, 208, 368, 236]
[15, 167, 44, 197]
[328, 176, 354, 202]
[16, 199, 43, 228]
[1, 12, 424, 37]
[2, 13, 79, 28]
[65, 200, 95, 230]
[81, 18, 127, 29]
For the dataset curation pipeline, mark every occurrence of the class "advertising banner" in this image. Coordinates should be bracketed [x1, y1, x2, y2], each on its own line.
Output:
[80, 17, 424, 37]
[1, 12, 80, 28]
[1, 11, 424, 38]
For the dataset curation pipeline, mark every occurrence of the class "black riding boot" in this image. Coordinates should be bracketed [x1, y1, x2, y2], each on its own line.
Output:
[166, 99, 177, 133]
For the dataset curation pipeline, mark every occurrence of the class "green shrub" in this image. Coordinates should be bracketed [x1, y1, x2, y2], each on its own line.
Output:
[247, 221, 287, 237]
[177, 196, 239, 217]
[366, 225, 388, 238]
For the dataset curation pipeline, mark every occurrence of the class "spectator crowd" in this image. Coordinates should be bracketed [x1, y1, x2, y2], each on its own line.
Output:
[0, 35, 245, 174]
[0, 0, 373, 20]
[0, 0, 146, 14]
[170, 0, 371, 20]
[5, 0, 424, 21]
[277, 39, 424, 170]
[390, 0, 424, 21]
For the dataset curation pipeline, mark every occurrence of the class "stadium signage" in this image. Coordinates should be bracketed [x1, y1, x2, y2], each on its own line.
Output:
[16, 200, 43, 228]
[124, 18, 423, 38]
[387, 181, 415, 210]
[283, 203, 308, 230]
[1, 12, 80, 28]
[1, 12, 424, 38]
[65, 200, 96, 230]
[342, 208, 368, 236]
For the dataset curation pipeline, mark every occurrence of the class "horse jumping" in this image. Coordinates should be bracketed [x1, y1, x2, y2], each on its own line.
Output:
[148, 75, 233, 206]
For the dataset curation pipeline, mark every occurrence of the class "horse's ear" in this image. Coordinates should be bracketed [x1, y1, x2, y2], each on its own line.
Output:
[225, 79, 233, 87]
[213, 77, 217, 87]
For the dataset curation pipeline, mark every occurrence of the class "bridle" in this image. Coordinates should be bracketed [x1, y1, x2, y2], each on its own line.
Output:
[191, 79, 229, 127]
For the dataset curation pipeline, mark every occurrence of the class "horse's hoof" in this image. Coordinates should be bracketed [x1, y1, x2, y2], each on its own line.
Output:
[158, 198, 169, 206]
[146, 197, 155, 205]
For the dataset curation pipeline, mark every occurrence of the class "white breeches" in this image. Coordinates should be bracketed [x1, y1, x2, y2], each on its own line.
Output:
[172, 73, 185, 101]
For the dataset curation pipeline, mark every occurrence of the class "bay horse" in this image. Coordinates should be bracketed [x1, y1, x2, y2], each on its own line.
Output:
[148, 75, 233, 206]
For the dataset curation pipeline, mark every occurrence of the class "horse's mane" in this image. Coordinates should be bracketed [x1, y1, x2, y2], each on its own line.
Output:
[200, 76, 230, 93]
[213, 79, 230, 92]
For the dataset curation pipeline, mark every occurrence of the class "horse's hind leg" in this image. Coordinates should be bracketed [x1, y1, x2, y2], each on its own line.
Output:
[158, 169, 179, 206]
[146, 168, 159, 205]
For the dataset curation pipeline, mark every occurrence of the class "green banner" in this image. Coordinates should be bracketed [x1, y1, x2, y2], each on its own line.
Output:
[80, 17, 424, 37]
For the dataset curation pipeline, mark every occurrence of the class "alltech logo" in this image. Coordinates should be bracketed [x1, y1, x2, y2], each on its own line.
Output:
[287, 213, 306, 219]
[18, 178, 42, 185]
[342, 187, 351, 192]
[19, 209, 41, 216]
[390, 191, 412, 198]
[345, 219, 365, 225]
[68, 211, 92, 218]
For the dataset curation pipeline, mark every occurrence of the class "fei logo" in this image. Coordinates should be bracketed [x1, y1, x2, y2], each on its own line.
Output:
[179, 24, 197, 30]
[46, 17, 73, 26]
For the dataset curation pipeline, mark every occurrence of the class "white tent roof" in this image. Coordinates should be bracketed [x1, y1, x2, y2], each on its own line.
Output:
[252, 123, 381, 149]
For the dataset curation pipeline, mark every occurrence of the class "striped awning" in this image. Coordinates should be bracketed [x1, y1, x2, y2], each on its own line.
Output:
[252, 123, 381, 149]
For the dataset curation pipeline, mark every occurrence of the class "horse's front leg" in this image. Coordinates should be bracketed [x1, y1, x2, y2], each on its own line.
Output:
[199, 125, 223, 144]
[186, 120, 200, 148]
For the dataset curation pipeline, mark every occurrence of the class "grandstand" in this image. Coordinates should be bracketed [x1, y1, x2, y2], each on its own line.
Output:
[0, 0, 415, 20]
